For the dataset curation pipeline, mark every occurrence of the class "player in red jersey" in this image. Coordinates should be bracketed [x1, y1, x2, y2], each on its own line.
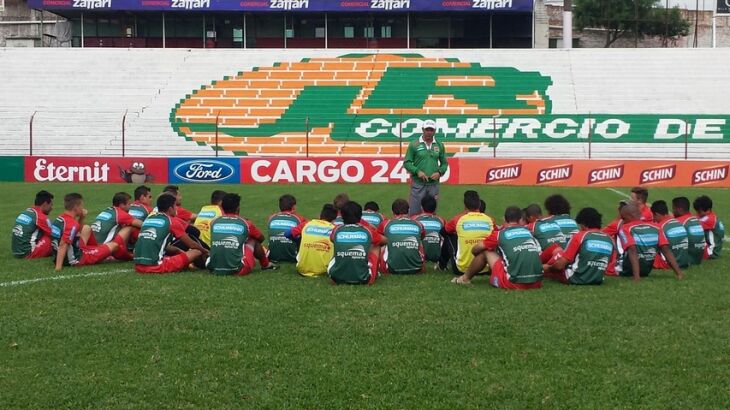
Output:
[630, 187, 653, 222]
[52, 193, 127, 271]
[12, 190, 55, 259]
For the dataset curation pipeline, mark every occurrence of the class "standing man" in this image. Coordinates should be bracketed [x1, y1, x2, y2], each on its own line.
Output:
[404, 119, 448, 216]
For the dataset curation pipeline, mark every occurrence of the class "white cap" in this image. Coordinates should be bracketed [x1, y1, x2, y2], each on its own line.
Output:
[422, 119, 436, 130]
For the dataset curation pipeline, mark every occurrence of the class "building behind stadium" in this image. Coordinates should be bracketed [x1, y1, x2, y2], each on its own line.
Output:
[1, 0, 729, 48]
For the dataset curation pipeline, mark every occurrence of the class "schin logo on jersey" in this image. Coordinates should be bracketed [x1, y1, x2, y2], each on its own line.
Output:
[371, 0, 410, 10]
[173, 160, 235, 183]
[72, 0, 111, 9]
[171, 0, 209, 8]
[640, 165, 676, 184]
[270, 0, 309, 10]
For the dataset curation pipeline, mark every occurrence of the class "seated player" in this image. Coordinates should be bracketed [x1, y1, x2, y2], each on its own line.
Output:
[651, 200, 690, 269]
[439, 190, 496, 275]
[631, 186, 653, 222]
[672, 196, 706, 266]
[328, 201, 387, 285]
[453, 206, 542, 290]
[602, 200, 628, 240]
[288, 204, 337, 277]
[129, 185, 153, 221]
[267, 194, 307, 263]
[193, 190, 226, 248]
[412, 195, 446, 263]
[524, 203, 566, 263]
[615, 202, 684, 281]
[362, 201, 387, 227]
[544, 194, 579, 242]
[694, 195, 724, 259]
[163, 185, 197, 223]
[134, 194, 208, 274]
[543, 207, 614, 285]
[12, 190, 54, 259]
[206, 193, 270, 276]
[89, 192, 142, 261]
[378, 199, 425, 275]
[332, 193, 350, 226]
[52, 193, 123, 271]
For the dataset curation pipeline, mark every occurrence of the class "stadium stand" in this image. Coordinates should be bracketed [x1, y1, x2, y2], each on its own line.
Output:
[1, 47, 729, 158]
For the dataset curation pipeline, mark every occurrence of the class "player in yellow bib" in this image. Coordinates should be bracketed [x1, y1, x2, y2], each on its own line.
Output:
[288, 204, 337, 277]
[193, 190, 226, 248]
[440, 190, 497, 275]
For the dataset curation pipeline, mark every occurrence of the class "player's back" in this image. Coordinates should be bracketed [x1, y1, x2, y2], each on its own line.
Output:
[546, 214, 579, 241]
[677, 214, 706, 265]
[362, 211, 385, 228]
[134, 214, 174, 266]
[91, 206, 124, 244]
[328, 224, 373, 284]
[129, 202, 151, 221]
[413, 213, 445, 262]
[297, 219, 335, 277]
[496, 225, 542, 283]
[12, 207, 43, 258]
[194, 205, 222, 247]
[530, 218, 567, 249]
[207, 215, 250, 276]
[382, 218, 424, 274]
[568, 230, 614, 285]
[449, 211, 496, 274]
[659, 218, 689, 268]
[268, 212, 304, 262]
[618, 221, 662, 277]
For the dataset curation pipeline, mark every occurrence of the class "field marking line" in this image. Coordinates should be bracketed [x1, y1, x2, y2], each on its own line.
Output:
[0, 269, 130, 288]
[605, 188, 631, 199]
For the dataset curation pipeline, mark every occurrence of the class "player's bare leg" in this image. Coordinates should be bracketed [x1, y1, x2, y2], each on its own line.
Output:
[252, 240, 277, 270]
[453, 251, 488, 285]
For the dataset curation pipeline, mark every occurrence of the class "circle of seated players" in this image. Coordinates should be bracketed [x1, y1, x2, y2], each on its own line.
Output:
[12, 185, 724, 289]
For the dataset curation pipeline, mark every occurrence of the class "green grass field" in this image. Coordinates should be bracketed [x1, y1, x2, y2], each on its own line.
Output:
[1, 182, 729, 409]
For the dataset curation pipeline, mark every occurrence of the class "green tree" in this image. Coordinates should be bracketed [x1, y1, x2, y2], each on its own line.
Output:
[574, 0, 690, 47]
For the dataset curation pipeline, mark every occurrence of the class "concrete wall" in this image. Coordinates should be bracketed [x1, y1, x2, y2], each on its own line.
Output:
[0, 0, 70, 47]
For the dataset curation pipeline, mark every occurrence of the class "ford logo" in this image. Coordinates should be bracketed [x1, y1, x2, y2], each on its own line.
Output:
[173, 160, 235, 183]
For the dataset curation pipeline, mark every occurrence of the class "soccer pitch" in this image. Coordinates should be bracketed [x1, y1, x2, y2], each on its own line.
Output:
[1, 182, 729, 408]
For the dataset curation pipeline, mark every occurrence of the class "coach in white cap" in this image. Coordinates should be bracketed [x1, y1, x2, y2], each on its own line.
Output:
[403, 119, 448, 216]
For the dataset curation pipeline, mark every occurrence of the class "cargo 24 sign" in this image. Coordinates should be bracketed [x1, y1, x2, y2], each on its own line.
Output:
[240, 157, 457, 184]
[24, 157, 167, 183]
[170, 54, 730, 157]
[459, 158, 730, 188]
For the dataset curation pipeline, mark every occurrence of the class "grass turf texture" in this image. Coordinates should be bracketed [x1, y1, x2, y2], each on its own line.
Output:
[1, 182, 729, 409]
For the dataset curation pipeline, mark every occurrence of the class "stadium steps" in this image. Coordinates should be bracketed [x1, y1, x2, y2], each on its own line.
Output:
[1, 48, 729, 159]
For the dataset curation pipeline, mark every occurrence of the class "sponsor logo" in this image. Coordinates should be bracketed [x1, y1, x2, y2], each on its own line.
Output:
[129, 209, 146, 219]
[172, 160, 236, 183]
[419, 220, 443, 231]
[666, 226, 688, 238]
[537, 165, 572, 184]
[72, 0, 110, 8]
[361, 214, 383, 226]
[304, 226, 333, 236]
[33, 158, 110, 183]
[692, 165, 728, 185]
[503, 228, 532, 240]
[96, 211, 113, 221]
[462, 221, 492, 231]
[472, 0, 514, 10]
[554, 218, 578, 229]
[537, 222, 561, 233]
[640, 165, 676, 185]
[212, 223, 245, 235]
[486, 164, 521, 183]
[171, 0, 209, 8]
[388, 224, 421, 235]
[142, 218, 166, 228]
[336, 231, 369, 243]
[633, 233, 659, 246]
[198, 211, 217, 219]
[269, 219, 299, 229]
[585, 240, 613, 255]
[371, 0, 409, 10]
[688, 225, 705, 236]
[269, 0, 308, 9]
[51, 224, 62, 238]
[16, 214, 33, 225]
[588, 165, 624, 185]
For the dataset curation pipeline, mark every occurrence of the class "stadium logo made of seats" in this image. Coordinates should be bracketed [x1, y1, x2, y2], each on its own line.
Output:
[170, 54, 729, 157]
